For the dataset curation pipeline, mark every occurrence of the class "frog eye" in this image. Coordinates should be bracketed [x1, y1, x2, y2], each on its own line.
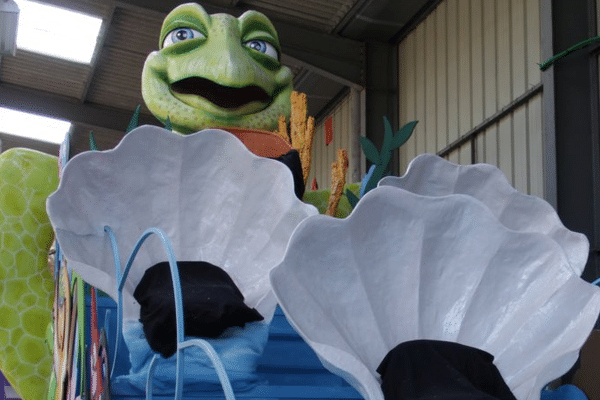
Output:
[163, 27, 205, 48]
[243, 39, 278, 60]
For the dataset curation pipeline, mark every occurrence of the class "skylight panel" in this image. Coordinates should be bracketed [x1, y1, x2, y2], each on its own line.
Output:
[0, 107, 71, 144]
[15, 0, 103, 64]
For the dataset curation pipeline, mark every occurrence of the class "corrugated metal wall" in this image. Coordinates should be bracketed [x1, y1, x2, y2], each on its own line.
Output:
[398, 0, 544, 197]
[310, 90, 360, 189]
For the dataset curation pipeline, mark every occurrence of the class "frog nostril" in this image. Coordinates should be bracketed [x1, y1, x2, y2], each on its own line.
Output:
[171, 77, 271, 109]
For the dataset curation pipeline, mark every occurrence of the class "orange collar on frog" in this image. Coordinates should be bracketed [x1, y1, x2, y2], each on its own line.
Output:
[221, 127, 292, 159]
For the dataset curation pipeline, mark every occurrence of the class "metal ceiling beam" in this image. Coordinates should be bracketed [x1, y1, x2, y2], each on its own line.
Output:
[277, 25, 365, 88]
[80, 4, 117, 103]
[333, 0, 375, 34]
[391, 0, 444, 44]
[282, 53, 363, 90]
[116, 0, 231, 15]
[0, 83, 158, 131]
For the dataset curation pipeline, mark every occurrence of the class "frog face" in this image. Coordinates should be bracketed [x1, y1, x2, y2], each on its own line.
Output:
[142, 3, 293, 133]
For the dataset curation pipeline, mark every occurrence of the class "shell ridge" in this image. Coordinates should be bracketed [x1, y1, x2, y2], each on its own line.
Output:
[282, 214, 370, 358]
[497, 190, 587, 275]
[349, 188, 417, 356]
[216, 155, 316, 314]
[322, 216, 379, 371]
[495, 279, 600, 387]
[346, 201, 395, 360]
[380, 154, 588, 276]
[275, 217, 383, 398]
[172, 129, 188, 264]
[270, 179, 599, 400]
[48, 125, 313, 322]
[420, 194, 492, 343]
[311, 342, 385, 400]
[269, 219, 349, 358]
[457, 224, 575, 356]
[221, 156, 275, 276]
[174, 129, 235, 263]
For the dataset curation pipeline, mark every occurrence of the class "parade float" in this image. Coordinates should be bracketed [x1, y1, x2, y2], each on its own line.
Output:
[0, 3, 599, 400]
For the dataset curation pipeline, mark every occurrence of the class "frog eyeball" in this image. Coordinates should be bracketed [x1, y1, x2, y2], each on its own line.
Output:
[243, 39, 278, 60]
[163, 27, 205, 48]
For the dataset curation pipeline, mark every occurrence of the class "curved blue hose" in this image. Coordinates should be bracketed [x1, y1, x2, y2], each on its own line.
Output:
[180, 339, 236, 400]
[146, 354, 160, 400]
[121, 228, 184, 400]
[104, 226, 122, 379]
[105, 226, 236, 400]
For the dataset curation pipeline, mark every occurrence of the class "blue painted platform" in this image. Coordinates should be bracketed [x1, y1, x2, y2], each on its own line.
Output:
[91, 294, 364, 400]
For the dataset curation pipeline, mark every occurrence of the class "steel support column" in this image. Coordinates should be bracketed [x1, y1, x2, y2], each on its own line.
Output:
[364, 41, 399, 175]
[551, 0, 600, 281]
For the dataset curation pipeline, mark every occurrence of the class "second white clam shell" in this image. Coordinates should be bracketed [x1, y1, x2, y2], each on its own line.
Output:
[271, 185, 600, 400]
[379, 154, 589, 275]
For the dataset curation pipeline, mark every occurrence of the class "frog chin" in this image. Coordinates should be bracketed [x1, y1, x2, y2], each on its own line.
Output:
[170, 77, 272, 117]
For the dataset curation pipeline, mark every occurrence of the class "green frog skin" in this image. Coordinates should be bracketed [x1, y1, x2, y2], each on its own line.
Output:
[142, 3, 294, 133]
[0, 148, 58, 400]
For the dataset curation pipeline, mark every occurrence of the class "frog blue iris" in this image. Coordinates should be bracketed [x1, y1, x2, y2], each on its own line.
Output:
[163, 27, 204, 48]
[243, 39, 278, 60]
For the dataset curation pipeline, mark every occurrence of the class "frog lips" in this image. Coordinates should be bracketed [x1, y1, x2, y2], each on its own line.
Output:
[171, 77, 271, 109]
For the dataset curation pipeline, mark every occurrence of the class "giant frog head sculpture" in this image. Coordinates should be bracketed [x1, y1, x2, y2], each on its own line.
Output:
[142, 3, 293, 133]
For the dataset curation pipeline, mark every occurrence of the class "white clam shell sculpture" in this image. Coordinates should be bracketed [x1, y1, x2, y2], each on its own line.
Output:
[47, 125, 318, 323]
[379, 154, 588, 275]
[271, 178, 600, 400]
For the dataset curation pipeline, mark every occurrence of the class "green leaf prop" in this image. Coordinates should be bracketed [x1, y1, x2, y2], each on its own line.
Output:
[382, 116, 394, 152]
[380, 149, 392, 171]
[345, 189, 360, 209]
[89, 131, 98, 151]
[360, 137, 381, 165]
[126, 104, 142, 133]
[393, 120, 418, 149]
[357, 117, 418, 202]
[539, 35, 600, 71]
[362, 164, 385, 195]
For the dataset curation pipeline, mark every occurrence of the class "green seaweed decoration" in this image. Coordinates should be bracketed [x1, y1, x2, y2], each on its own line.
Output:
[89, 131, 98, 151]
[345, 117, 417, 208]
[345, 186, 361, 209]
[539, 35, 600, 71]
[129, 105, 174, 133]
[164, 115, 172, 131]
[126, 104, 142, 133]
[91, 108, 173, 153]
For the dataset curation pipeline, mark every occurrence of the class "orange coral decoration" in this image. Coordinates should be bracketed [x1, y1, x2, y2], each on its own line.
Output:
[275, 91, 316, 185]
[326, 149, 348, 216]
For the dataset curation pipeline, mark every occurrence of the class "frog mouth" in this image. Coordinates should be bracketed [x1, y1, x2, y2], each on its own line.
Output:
[171, 77, 271, 110]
